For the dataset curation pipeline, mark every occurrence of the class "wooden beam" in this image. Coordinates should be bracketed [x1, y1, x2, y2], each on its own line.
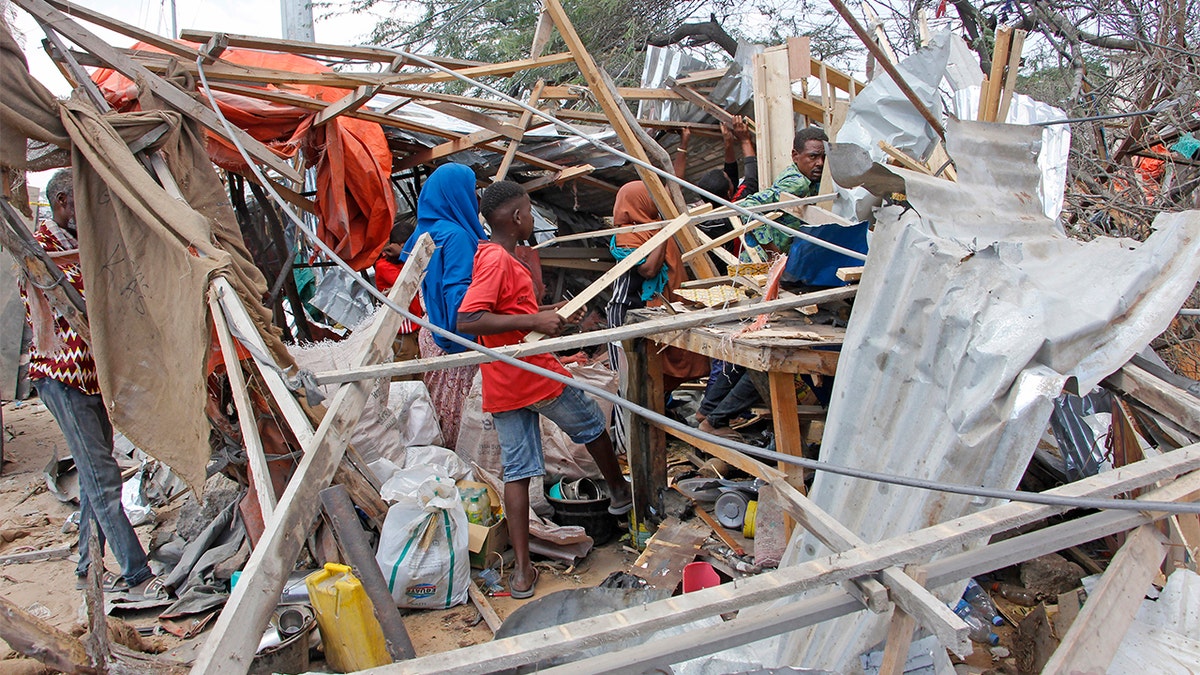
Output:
[425, 102, 525, 139]
[16, 0, 302, 183]
[996, 29, 1027, 122]
[524, 205, 712, 342]
[1041, 525, 1168, 674]
[316, 285, 857, 384]
[541, 85, 684, 101]
[0, 596, 95, 674]
[836, 266, 864, 282]
[314, 50, 399, 127]
[879, 141, 934, 175]
[529, 7, 553, 58]
[495, 80, 546, 182]
[1104, 361, 1200, 436]
[982, 26, 1013, 123]
[542, 0, 679, 218]
[667, 80, 740, 128]
[878, 566, 928, 675]
[395, 128, 507, 171]
[391, 52, 575, 85]
[468, 584, 504, 633]
[753, 47, 795, 185]
[177, 29, 482, 68]
[208, 290, 276, 521]
[366, 446, 1200, 675]
[189, 235, 435, 675]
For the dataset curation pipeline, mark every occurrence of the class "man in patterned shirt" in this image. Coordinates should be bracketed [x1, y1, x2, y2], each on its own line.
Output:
[738, 126, 828, 260]
[21, 169, 157, 597]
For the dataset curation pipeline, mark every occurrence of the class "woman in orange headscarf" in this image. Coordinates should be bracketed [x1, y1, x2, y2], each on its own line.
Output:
[605, 182, 710, 393]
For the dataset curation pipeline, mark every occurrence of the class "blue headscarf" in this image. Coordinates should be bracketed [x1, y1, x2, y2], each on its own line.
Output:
[402, 163, 485, 353]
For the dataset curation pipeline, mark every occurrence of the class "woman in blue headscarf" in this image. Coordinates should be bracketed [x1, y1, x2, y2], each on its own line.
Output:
[402, 163, 486, 446]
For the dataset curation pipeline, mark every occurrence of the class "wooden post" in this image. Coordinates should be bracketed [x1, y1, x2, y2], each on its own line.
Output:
[626, 339, 665, 529]
[320, 484, 416, 660]
[494, 80, 547, 182]
[982, 26, 1013, 123]
[878, 566, 929, 675]
[769, 371, 806, 494]
[753, 47, 796, 185]
[541, 0, 679, 219]
[208, 291, 277, 521]
[1042, 525, 1169, 674]
[189, 235, 435, 675]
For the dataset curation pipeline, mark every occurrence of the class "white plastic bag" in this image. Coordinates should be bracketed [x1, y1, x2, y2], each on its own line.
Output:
[375, 476, 470, 609]
[379, 446, 471, 503]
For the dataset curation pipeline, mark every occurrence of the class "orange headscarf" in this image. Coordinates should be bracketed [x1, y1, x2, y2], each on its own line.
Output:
[613, 181, 661, 226]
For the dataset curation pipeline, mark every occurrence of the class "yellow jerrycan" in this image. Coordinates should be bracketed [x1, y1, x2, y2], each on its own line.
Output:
[305, 563, 392, 672]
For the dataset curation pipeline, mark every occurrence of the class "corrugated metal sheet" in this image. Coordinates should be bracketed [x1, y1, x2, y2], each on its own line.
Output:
[769, 119, 1200, 669]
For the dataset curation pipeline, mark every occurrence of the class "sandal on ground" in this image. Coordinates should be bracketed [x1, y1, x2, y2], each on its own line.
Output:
[75, 570, 128, 592]
[123, 576, 169, 602]
[698, 420, 744, 443]
[608, 494, 633, 516]
[509, 567, 539, 600]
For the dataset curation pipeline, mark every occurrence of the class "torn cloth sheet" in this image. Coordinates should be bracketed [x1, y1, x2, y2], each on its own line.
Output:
[92, 43, 396, 270]
[768, 120, 1200, 670]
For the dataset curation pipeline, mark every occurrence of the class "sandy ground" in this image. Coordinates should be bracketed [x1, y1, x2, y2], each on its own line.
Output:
[0, 397, 641, 671]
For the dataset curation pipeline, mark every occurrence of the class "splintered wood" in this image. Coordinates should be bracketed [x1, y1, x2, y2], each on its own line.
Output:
[630, 517, 711, 591]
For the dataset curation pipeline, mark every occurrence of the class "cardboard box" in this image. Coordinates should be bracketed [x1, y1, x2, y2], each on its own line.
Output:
[457, 480, 509, 569]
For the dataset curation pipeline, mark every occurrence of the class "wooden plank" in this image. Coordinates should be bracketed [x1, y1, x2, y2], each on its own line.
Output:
[468, 584, 504, 633]
[541, 85, 683, 101]
[879, 141, 934, 175]
[495, 80, 546, 182]
[674, 67, 729, 86]
[629, 517, 710, 591]
[996, 29, 1027, 122]
[190, 235, 434, 675]
[531, 471, 1200, 675]
[626, 339, 662, 528]
[315, 84, 380, 126]
[786, 37, 811, 81]
[520, 164, 595, 192]
[17, 0, 301, 183]
[753, 48, 795, 186]
[370, 446, 1200, 675]
[395, 129, 507, 171]
[688, 226, 740, 268]
[681, 218, 760, 263]
[542, 0, 679, 218]
[651, 327, 843, 376]
[836, 266, 863, 282]
[0, 595, 94, 674]
[667, 80, 739, 128]
[316, 286, 856, 384]
[425, 102, 525, 139]
[1041, 525, 1169, 674]
[1104, 361, 1200, 436]
[177, 29, 481, 68]
[391, 52, 574, 85]
[0, 546, 72, 565]
[878, 566, 928, 675]
[983, 26, 1013, 123]
[529, 8, 553, 58]
[524, 205, 712, 342]
[208, 290, 276, 521]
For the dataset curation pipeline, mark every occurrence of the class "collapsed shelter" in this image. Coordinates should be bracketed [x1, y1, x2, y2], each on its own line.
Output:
[1, 0, 1199, 673]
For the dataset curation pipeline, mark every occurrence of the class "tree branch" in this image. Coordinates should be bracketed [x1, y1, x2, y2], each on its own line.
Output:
[647, 14, 738, 57]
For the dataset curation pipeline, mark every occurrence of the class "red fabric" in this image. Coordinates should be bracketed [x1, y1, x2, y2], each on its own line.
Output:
[459, 243, 567, 413]
[373, 257, 423, 334]
[91, 44, 395, 270]
[21, 223, 99, 395]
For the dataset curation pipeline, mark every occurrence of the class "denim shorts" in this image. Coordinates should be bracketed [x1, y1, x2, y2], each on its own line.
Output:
[492, 385, 607, 482]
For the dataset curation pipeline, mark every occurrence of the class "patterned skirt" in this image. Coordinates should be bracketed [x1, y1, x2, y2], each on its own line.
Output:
[417, 328, 478, 448]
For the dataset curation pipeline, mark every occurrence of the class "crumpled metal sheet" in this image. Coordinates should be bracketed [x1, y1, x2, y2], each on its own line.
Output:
[766, 119, 1200, 670]
[1108, 568, 1200, 672]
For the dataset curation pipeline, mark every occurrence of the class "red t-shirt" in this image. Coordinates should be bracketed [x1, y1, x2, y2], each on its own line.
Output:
[459, 242, 568, 413]
[374, 257, 424, 334]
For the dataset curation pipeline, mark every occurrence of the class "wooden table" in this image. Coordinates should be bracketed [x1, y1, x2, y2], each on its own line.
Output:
[622, 311, 845, 525]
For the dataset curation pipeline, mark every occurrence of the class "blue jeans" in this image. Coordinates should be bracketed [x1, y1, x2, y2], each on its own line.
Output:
[492, 386, 608, 482]
[699, 361, 762, 427]
[36, 378, 152, 585]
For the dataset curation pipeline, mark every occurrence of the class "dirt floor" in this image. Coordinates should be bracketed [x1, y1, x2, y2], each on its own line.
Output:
[0, 396, 643, 671]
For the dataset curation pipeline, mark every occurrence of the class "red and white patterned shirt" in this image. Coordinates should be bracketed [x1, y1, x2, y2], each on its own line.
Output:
[20, 222, 100, 395]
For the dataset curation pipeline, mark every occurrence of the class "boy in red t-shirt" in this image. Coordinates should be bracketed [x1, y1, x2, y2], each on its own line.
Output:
[458, 181, 632, 599]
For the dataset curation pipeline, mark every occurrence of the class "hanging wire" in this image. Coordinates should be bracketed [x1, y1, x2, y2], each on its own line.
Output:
[194, 55, 1200, 516]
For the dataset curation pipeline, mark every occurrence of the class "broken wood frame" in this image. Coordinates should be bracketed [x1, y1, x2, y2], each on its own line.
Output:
[360, 445, 1200, 674]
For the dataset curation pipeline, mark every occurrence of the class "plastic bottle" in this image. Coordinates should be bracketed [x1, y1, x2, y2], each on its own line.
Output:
[953, 600, 1000, 646]
[963, 578, 1005, 626]
[477, 488, 492, 526]
[466, 495, 484, 525]
[990, 581, 1038, 607]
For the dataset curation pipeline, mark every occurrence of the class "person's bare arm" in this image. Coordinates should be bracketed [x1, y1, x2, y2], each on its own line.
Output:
[458, 309, 566, 337]
[673, 127, 691, 177]
[636, 243, 669, 279]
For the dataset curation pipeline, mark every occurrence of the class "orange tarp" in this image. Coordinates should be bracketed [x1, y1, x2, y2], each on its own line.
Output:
[93, 44, 395, 270]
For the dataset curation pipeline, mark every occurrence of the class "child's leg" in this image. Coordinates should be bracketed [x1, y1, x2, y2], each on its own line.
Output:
[491, 406, 545, 597]
[533, 386, 631, 506]
[503, 477, 534, 591]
